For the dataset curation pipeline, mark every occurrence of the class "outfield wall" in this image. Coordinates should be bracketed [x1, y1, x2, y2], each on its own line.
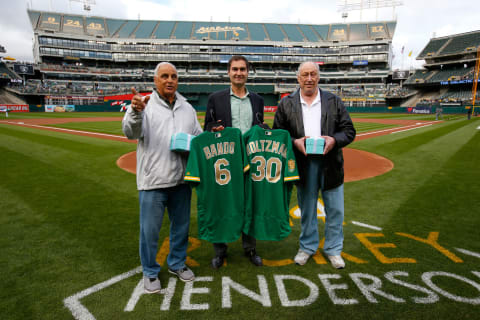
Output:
[22, 104, 472, 114]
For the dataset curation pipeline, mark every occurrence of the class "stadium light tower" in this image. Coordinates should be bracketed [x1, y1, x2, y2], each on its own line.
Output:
[337, 0, 403, 21]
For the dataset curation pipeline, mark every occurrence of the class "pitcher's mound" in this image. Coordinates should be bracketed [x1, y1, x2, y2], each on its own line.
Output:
[117, 148, 393, 182]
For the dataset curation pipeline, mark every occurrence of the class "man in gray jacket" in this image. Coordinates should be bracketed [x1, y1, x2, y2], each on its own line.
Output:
[123, 62, 202, 293]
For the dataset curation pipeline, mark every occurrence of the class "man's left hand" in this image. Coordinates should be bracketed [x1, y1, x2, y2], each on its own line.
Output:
[322, 136, 336, 154]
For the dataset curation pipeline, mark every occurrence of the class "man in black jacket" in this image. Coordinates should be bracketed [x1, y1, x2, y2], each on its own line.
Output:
[273, 61, 356, 269]
[204, 55, 264, 269]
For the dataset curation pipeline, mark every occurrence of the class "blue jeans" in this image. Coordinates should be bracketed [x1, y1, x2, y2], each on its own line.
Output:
[139, 184, 192, 278]
[296, 157, 344, 256]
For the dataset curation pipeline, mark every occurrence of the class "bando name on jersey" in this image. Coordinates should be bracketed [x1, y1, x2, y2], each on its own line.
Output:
[203, 141, 235, 160]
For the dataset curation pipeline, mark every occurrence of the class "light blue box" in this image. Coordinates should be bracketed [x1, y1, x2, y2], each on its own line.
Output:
[170, 132, 195, 152]
[306, 137, 325, 154]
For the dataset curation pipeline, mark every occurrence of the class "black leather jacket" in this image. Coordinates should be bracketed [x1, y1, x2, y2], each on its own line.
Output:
[273, 89, 356, 190]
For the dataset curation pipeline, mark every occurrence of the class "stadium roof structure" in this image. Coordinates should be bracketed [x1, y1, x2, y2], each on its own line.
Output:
[417, 30, 480, 60]
[28, 10, 396, 45]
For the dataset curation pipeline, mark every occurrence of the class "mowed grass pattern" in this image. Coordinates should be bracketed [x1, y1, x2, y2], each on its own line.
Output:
[0, 114, 479, 319]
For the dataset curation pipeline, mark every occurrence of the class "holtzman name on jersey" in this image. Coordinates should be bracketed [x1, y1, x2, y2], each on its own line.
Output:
[246, 140, 288, 158]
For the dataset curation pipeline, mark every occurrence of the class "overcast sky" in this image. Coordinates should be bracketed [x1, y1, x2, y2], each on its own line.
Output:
[1, 0, 479, 70]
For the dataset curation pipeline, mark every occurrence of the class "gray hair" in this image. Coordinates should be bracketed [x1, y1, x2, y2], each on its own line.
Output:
[154, 62, 177, 76]
[297, 61, 320, 76]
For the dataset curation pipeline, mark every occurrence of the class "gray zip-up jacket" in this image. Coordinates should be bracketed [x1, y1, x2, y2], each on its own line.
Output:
[122, 90, 202, 190]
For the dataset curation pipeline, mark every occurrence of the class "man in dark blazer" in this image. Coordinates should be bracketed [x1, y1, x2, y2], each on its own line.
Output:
[204, 55, 264, 269]
[273, 61, 356, 269]
[204, 56, 264, 132]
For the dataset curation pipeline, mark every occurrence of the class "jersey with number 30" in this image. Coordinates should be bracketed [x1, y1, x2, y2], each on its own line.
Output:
[185, 127, 249, 243]
[243, 126, 299, 240]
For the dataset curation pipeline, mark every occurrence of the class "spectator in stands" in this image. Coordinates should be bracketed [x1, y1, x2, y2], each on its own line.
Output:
[273, 61, 356, 269]
[122, 62, 202, 293]
[203, 55, 264, 269]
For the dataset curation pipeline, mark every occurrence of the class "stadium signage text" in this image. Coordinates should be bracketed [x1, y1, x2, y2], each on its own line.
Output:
[440, 79, 480, 85]
[0, 104, 29, 112]
[407, 106, 431, 114]
[196, 26, 245, 37]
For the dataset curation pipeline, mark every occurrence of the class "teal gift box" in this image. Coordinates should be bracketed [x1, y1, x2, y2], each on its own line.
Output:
[170, 133, 195, 152]
[306, 137, 325, 154]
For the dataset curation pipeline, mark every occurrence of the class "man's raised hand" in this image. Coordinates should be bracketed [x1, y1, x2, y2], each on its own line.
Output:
[131, 87, 150, 112]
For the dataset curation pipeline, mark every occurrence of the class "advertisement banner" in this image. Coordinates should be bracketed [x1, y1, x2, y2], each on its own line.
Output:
[392, 70, 409, 80]
[264, 106, 277, 112]
[0, 104, 29, 112]
[353, 60, 368, 66]
[13, 64, 34, 75]
[406, 106, 432, 114]
[45, 105, 75, 112]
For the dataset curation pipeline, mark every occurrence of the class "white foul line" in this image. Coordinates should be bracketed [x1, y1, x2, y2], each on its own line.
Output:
[356, 121, 437, 137]
[390, 123, 433, 134]
[63, 266, 142, 320]
[350, 221, 382, 231]
[455, 248, 480, 259]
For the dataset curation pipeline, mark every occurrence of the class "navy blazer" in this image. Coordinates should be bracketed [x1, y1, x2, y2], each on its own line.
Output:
[204, 88, 264, 131]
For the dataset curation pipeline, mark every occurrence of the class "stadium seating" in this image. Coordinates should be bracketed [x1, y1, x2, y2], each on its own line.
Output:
[281, 24, 304, 42]
[404, 70, 433, 84]
[440, 32, 480, 55]
[311, 25, 329, 40]
[153, 21, 176, 39]
[246, 23, 268, 41]
[116, 20, 140, 38]
[106, 19, 125, 37]
[418, 38, 450, 58]
[133, 21, 158, 39]
[173, 21, 193, 39]
[427, 67, 472, 83]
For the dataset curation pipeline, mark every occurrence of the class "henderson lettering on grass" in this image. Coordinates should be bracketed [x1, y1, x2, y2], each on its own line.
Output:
[66, 268, 480, 319]
[63, 231, 480, 319]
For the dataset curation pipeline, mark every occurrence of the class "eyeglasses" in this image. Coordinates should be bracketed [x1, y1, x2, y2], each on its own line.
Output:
[299, 72, 319, 80]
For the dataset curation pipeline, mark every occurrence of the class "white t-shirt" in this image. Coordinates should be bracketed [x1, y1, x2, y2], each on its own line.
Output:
[300, 90, 321, 137]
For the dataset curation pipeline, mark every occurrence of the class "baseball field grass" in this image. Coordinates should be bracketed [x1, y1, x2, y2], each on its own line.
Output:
[0, 112, 479, 320]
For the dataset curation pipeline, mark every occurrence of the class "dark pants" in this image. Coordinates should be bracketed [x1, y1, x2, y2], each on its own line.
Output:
[213, 233, 256, 257]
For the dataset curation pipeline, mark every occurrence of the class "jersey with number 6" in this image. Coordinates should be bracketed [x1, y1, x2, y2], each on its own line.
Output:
[243, 126, 299, 241]
[185, 127, 249, 243]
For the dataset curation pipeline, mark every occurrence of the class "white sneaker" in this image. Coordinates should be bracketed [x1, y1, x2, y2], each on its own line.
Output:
[327, 255, 345, 269]
[144, 276, 161, 294]
[294, 249, 311, 265]
[168, 266, 195, 282]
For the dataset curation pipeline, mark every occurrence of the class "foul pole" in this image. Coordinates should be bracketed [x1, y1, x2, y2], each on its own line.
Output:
[472, 46, 480, 115]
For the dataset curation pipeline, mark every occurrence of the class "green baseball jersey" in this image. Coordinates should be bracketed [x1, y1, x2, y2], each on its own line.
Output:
[243, 125, 299, 241]
[185, 127, 250, 243]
